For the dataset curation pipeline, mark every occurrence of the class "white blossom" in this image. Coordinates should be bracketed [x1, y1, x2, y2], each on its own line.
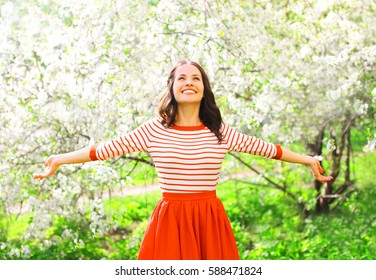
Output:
[363, 135, 376, 153]
[21, 245, 31, 258]
[8, 248, 20, 258]
[314, 155, 323, 161]
[62, 229, 73, 239]
[0, 0, 374, 259]
[326, 138, 337, 152]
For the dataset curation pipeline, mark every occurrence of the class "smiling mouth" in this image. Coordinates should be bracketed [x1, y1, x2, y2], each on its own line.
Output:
[182, 89, 196, 95]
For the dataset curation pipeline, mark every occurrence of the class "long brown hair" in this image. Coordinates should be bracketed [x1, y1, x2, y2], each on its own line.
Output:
[158, 61, 223, 142]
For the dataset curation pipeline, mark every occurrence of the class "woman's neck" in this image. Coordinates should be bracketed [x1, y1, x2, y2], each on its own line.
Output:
[175, 106, 201, 126]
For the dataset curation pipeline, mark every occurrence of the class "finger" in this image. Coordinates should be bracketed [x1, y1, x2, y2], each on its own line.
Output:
[314, 160, 324, 174]
[34, 166, 52, 179]
[317, 175, 333, 183]
[317, 162, 324, 174]
[310, 163, 321, 177]
[39, 172, 49, 179]
[326, 175, 334, 181]
[34, 174, 45, 180]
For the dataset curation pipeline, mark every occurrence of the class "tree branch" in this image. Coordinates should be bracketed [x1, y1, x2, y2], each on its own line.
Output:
[117, 155, 154, 167]
[229, 152, 285, 189]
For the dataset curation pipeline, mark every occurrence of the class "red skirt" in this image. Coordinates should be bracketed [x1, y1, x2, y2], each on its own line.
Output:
[137, 190, 240, 260]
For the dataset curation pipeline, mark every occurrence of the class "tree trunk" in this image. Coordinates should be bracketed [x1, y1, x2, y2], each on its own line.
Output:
[316, 117, 353, 213]
[306, 128, 327, 213]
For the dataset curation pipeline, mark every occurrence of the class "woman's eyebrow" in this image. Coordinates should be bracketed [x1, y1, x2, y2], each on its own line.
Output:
[176, 73, 201, 79]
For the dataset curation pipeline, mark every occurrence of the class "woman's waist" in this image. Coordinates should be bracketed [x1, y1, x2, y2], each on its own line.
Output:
[161, 190, 217, 201]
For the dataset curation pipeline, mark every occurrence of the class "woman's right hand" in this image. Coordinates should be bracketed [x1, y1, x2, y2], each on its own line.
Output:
[33, 155, 61, 180]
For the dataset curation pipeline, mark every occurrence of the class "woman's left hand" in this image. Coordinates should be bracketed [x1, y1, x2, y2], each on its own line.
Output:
[278, 148, 333, 184]
[308, 158, 333, 183]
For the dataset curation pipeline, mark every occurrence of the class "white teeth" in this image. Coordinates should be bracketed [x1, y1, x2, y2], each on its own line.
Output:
[183, 90, 195, 94]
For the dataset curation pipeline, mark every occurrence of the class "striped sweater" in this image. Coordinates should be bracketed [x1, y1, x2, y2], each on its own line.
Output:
[90, 118, 282, 193]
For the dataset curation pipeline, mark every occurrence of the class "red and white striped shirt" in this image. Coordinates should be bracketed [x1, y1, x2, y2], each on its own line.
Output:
[90, 118, 282, 193]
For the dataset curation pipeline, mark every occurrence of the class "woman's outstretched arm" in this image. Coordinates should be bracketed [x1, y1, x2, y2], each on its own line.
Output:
[33, 119, 154, 180]
[279, 147, 333, 184]
[33, 146, 92, 180]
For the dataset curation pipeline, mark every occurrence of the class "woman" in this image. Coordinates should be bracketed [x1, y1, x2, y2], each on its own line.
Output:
[34, 60, 333, 260]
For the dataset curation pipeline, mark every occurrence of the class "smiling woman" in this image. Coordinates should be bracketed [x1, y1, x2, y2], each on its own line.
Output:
[173, 64, 204, 106]
[34, 60, 332, 260]
[158, 61, 224, 142]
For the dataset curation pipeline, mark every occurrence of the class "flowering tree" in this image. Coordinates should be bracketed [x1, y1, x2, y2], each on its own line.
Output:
[214, 0, 376, 213]
[0, 0, 374, 258]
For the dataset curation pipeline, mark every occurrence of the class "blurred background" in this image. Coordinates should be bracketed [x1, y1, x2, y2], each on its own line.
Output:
[0, 0, 375, 259]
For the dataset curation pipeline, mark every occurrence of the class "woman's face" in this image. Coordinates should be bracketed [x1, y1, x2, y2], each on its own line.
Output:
[172, 64, 204, 105]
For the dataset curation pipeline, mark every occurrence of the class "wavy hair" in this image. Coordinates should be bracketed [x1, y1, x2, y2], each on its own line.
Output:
[158, 61, 223, 142]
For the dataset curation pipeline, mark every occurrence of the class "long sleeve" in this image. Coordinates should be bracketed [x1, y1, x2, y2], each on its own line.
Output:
[88, 119, 282, 193]
[221, 123, 282, 159]
[89, 119, 154, 161]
